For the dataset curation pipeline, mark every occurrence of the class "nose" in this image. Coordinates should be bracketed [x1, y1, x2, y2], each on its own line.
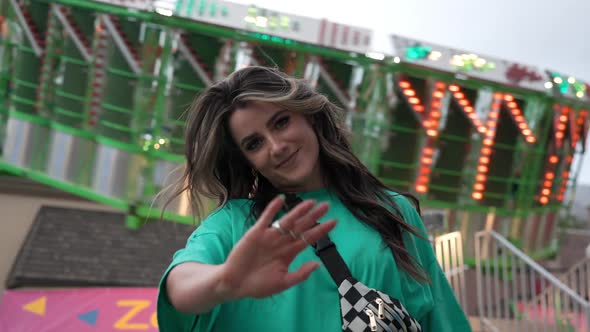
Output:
[268, 135, 288, 159]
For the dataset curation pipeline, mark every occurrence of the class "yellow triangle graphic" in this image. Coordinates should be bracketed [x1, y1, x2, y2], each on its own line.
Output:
[23, 296, 46, 316]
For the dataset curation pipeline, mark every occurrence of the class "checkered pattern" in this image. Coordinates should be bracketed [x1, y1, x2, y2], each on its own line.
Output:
[339, 277, 422, 332]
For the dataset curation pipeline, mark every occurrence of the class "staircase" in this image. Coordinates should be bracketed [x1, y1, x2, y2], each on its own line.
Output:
[474, 230, 590, 331]
[431, 228, 590, 331]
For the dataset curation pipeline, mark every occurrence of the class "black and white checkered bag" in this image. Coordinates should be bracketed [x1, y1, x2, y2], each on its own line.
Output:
[339, 276, 421, 332]
[282, 194, 422, 332]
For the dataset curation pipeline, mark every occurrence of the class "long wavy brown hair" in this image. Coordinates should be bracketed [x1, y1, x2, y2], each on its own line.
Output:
[167, 66, 428, 282]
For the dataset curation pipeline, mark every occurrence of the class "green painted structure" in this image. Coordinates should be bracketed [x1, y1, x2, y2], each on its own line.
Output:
[0, 0, 588, 260]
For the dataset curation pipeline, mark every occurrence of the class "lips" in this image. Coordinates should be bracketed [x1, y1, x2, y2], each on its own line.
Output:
[276, 149, 298, 169]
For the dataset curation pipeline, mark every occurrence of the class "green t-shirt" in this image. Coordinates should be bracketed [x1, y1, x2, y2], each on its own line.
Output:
[157, 189, 472, 331]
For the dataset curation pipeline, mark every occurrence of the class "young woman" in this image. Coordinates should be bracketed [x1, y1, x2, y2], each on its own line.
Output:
[157, 66, 471, 331]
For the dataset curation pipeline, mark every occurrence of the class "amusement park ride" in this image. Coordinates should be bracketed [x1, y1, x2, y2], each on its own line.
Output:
[0, 0, 588, 260]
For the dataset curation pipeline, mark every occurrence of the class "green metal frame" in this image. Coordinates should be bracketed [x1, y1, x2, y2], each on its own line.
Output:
[0, 0, 586, 254]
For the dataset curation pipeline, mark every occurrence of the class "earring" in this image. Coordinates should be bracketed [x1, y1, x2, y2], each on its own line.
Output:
[251, 168, 260, 182]
[249, 169, 259, 198]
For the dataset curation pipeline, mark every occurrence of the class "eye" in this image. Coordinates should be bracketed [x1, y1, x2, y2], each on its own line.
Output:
[274, 115, 290, 130]
[245, 137, 263, 151]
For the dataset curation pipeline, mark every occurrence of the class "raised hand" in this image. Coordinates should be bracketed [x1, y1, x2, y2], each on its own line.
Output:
[220, 195, 336, 300]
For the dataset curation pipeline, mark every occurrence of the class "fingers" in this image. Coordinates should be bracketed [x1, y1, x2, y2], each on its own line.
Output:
[278, 219, 337, 258]
[290, 202, 329, 235]
[253, 195, 286, 231]
[255, 196, 317, 234]
[270, 202, 330, 247]
[271, 201, 328, 238]
[300, 219, 337, 248]
[276, 199, 317, 231]
[282, 262, 320, 289]
[261, 198, 331, 251]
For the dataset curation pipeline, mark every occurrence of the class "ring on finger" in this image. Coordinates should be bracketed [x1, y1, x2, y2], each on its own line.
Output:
[271, 220, 287, 235]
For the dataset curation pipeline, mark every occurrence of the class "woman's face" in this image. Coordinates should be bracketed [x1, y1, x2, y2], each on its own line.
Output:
[228, 101, 323, 192]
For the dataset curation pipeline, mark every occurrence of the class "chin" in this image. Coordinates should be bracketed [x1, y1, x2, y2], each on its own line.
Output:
[271, 160, 320, 191]
[274, 177, 309, 192]
[284, 176, 319, 192]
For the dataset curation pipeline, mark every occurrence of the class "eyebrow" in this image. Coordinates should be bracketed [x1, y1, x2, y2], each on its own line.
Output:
[239, 109, 289, 149]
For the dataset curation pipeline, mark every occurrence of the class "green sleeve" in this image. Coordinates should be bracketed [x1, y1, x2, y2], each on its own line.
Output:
[156, 205, 237, 332]
[392, 193, 472, 331]
[420, 260, 473, 331]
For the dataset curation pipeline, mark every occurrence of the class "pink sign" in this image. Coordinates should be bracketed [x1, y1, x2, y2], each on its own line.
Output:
[516, 301, 588, 332]
[0, 288, 160, 332]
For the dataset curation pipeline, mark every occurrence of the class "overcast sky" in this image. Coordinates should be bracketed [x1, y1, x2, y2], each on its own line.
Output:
[234, 0, 590, 184]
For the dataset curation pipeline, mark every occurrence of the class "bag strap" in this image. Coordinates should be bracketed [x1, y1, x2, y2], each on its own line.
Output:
[284, 194, 352, 286]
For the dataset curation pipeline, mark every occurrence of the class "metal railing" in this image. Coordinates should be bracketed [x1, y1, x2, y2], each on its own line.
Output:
[434, 231, 468, 311]
[534, 257, 590, 314]
[561, 257, 590, 303]
[475, 230, 590, 331]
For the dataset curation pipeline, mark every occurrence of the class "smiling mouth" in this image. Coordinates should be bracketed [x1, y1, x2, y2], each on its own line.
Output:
[276, 149, 298, 169]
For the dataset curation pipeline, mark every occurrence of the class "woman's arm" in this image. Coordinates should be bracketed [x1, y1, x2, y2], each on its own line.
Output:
[164, 196, 336, 314]
[166, 262, 234, 314]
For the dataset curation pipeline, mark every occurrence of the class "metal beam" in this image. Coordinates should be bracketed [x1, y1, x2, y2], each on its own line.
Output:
[176, 35, 212, 86]
[101, 14, 141, 74]
[319, 65, 350, 109]
[52, 5, 92, 62]
[10, 0, 42, 57]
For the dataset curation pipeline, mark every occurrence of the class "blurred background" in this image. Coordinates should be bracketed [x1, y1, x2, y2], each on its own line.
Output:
[0, 1, 589, 331]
